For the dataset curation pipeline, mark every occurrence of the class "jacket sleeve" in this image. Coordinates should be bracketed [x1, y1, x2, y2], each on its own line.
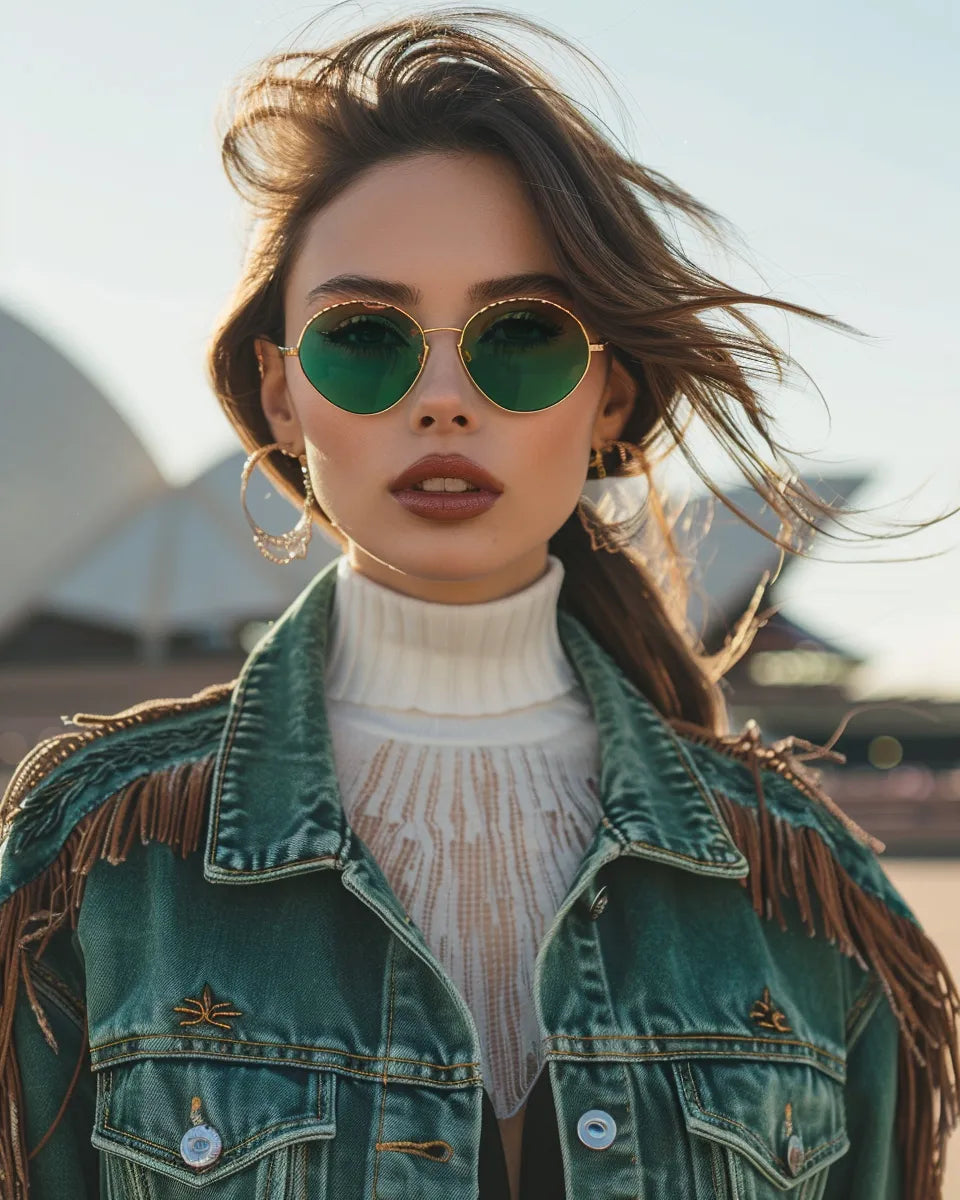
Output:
[823, 982, 904, 1200]
[0, 685, 229, 1197]
[2, 916, 98, 1197]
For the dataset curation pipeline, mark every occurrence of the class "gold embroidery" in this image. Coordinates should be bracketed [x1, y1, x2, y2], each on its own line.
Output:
[174, 984, 244, 1031]
[749, 987, 792, 1032]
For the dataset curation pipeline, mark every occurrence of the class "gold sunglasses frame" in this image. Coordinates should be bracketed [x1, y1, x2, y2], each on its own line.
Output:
[273, 295, 608, 414]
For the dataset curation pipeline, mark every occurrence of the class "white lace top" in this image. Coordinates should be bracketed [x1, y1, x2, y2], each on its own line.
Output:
[324, 554, 602, 1118]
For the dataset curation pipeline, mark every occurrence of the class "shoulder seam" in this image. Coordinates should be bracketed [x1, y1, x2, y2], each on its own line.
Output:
[845, 974, 883, 1049]
[29, 958, 86, 1033]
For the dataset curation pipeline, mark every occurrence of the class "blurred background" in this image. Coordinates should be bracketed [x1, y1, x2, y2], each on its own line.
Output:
[2, 0, 958, 1186]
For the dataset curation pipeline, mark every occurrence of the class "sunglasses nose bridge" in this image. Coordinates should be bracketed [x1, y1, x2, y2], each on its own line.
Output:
[420, 325, 464, 338]
[415, 324, 474, 378]
[418, 325, 471, 369]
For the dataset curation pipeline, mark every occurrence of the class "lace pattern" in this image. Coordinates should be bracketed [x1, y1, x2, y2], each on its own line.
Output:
[329, 713, 601, 1117]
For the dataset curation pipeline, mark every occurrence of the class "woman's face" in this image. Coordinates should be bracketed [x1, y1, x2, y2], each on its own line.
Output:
[258, 150, 636, 602]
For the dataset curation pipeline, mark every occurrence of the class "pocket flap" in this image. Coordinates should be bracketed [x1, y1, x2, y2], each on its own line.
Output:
[673, 1057, 848, 1188]
[92, 1055, 336, 1185]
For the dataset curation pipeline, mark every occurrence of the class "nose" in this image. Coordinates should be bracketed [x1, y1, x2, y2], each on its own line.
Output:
[406, 329, 481, 430]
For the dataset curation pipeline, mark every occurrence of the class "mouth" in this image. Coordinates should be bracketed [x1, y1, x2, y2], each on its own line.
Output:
[389, 454, 504, 494]
[389, 455, 503, 522]
[409, 477, 481, 493]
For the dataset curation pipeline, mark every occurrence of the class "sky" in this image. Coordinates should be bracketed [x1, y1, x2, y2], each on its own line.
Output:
[1, 0, 958, 699]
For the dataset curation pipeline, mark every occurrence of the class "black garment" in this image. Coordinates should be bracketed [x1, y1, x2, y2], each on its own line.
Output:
[479, 1069, 565, 1198]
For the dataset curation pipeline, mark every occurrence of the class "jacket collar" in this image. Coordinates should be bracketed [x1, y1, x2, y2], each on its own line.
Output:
[204, 557, 747, 885]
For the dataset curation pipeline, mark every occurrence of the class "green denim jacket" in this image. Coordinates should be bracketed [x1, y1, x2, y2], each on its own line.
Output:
[1, 556, 956, 1199]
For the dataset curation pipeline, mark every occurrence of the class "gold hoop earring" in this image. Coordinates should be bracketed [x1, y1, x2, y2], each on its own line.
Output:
[608, 439, 640, 471]
[240, 443, 315, 564]
[591, 440, 643, 480]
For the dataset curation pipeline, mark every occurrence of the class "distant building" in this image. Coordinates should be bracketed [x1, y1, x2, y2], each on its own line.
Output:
[0, 305, 165, 636]
[0, 448, 339, 783]
[624, 473, 959, 854]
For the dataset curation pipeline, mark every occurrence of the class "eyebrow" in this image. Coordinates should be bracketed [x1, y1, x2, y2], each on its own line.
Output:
[303, 272, 574, 310]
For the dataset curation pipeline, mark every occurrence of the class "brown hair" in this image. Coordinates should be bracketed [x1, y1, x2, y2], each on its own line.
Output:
[207, 7, 952, 732]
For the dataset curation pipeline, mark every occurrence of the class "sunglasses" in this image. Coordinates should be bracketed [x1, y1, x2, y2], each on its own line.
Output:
[271, 296, 607, 415]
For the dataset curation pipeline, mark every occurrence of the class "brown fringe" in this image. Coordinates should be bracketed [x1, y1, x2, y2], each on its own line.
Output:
[670, 715, 885, 854]
[0, 681, 233, 843]
[694, 732, 960, 1199]
[0, 753, 216, 1198]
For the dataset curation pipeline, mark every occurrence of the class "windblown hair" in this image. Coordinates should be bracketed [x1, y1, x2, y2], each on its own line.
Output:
[207, 7, 945, 731]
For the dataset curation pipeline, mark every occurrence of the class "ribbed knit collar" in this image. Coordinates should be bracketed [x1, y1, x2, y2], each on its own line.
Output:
[324, 554, 578, 716]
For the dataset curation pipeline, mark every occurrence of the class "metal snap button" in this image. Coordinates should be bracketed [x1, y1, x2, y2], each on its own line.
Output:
[786, 1132, 804, 1175]
[180, 1123, 223, 1169]
[587, 886, 609, 920]
[576, 1108, 616, 1150]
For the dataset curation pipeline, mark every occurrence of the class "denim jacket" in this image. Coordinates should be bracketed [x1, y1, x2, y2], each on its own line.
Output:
[1, 555, 957, 1199]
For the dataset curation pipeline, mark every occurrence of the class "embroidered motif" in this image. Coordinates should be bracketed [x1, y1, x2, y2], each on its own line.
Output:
[749, 986, 792, 1032]
[174, 984, 243, 1030]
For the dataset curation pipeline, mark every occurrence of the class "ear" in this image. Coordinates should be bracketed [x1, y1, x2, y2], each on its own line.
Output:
[254, 337, 305, 454]
[591, 353, 637, 448]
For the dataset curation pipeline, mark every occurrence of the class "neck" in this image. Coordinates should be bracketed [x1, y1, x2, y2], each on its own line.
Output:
[325, 554, 577, 716]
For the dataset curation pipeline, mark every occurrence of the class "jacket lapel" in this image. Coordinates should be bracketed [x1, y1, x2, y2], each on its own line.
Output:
[204, 557, 345, 883]
[557, 611, 747, 878]
[203, 558, 747, 886]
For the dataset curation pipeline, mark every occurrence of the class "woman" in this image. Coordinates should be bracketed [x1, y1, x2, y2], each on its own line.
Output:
[1, 10, 957, 1199]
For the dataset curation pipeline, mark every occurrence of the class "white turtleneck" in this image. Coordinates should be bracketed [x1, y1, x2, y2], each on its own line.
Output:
[324, 554, 602, 1118]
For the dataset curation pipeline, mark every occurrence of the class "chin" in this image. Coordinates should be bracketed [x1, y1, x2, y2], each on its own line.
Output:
[380, 546, 508, 583]
[358, 527, 539, 586]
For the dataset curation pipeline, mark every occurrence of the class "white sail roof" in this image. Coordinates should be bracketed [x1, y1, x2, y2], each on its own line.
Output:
[0, 305, 165, 636]
[42, 451, 340, 637]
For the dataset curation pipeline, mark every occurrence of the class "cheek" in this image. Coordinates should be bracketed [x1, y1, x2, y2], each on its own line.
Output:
[294, 399, 382, 516]
[528, 394, 600, 487]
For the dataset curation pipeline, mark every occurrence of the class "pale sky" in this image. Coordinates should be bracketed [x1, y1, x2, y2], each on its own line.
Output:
[2, 0, 957, 698]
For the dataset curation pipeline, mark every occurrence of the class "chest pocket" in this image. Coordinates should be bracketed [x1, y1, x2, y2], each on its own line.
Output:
[673, 1056, 849, 1198]
[91, 1055, 337, 1197]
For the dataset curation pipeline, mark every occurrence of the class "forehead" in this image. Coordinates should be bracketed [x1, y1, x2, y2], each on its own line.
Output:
[285, 152, 562, 314]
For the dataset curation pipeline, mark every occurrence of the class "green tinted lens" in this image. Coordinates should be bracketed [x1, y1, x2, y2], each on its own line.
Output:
[297, 301, 423, 414]
[461, 299, 590, 412]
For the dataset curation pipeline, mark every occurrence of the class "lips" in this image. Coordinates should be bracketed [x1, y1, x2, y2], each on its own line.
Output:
[389, 454, 504, 494]
[389, 454, 503, 523]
